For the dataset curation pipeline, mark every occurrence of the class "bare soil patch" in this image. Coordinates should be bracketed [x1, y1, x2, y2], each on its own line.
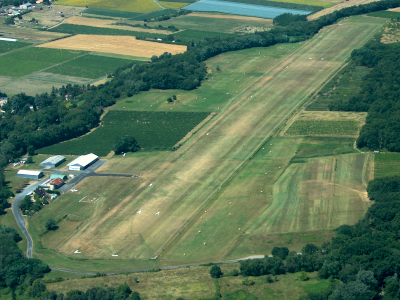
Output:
[37, 34, 187, 58]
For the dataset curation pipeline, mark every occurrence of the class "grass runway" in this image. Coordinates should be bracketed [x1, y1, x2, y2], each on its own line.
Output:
[29, 16, 385, 272]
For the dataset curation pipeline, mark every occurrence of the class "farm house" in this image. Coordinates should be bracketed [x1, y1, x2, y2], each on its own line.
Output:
[40, 155, 66, 168]
[17, 170, 43, 180]
[50, 174, 67, 180]
[67, 153, 98, 171]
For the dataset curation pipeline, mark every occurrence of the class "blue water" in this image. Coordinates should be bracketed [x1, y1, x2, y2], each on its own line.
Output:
[182, 0, 312, 19]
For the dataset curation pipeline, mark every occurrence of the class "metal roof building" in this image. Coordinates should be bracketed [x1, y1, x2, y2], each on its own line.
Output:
[67, 153, 98, 171]
[40, 155, 66, 168]
[17, 170, 44, 180]
[50, 174, 67, 180]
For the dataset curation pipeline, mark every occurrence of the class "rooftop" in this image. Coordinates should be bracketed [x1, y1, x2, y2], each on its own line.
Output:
[40, 155, 65, 165]
[67, 153, 98, 168]
[17, 170, 42, 176]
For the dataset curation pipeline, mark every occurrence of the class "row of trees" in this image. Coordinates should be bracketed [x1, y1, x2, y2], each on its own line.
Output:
[238, 176, 400, 299]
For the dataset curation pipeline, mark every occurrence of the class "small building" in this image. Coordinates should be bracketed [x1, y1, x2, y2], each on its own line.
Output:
[17, 170, 43, 180]
[67, 153, 98, 171]
[39, 155, 66, 168]
[47, 178, 64, 190]
[19, 3, 32, 9]
[50, 174, 67, 180]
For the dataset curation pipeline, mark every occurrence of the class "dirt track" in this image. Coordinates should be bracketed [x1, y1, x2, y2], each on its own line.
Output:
[37, 34, 187, 58]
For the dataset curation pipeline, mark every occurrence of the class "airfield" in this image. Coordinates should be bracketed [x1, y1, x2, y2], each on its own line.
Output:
[22, 15, 385, 272]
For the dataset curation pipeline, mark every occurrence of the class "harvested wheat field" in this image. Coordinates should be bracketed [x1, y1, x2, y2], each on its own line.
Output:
[37, 34, 187, 58]
[308, 0, 381, 20]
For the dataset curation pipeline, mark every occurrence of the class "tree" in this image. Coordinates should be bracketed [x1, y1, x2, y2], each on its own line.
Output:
[45, 218, 56, 231]
[302, 244, 319, 255]
[128, 291, 141, 300]
[27, 145, 35, 156]
[26, 156, 33, 164]
[210, 265, 223, 278]
[272, 246, 289, 260]
[299, 271, 310, 281]
[113, 136, 140, 155]
[331, 281, 371, 300]
[4, 17, 15, 25]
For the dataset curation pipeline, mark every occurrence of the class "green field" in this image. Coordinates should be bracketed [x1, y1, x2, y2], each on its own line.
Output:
[46, 54, 134, 79]
[45, 267, 328, 300]
[55, 0, 161, 13]
[307, 63, 370, 111]
[293, 137, 358, 160]
[29, 16, 384, 272]
[284, 120, 361, 136]
[0, 47, 84, 77]
[374, 152, 400, 178]
[82, 8, 142, 18]
[249, 153, 370, 234]
[37, 111, 210, 156]
[129, 9, 177, 21]
[368, 10, 400, 19]
[0, 41, 31, 54]
[150, 14, 273, 33]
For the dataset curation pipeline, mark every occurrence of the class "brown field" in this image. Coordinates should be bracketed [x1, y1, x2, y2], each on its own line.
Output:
[64, 16, 171, 34]
[189, 12, 273, 22]
[36, 34, 187, 58]
[308, 0, 382, 20]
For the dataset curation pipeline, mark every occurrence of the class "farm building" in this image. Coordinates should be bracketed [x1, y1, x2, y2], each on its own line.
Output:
[17, 170, 43, 180]
[39, 155, 66, 168]
[50, 174, 67, 180]
[67, 153, 98, 171]
[47, 178, 64, 190]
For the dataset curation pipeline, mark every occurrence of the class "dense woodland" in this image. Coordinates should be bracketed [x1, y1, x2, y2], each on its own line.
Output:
[328, 40, 400, 151]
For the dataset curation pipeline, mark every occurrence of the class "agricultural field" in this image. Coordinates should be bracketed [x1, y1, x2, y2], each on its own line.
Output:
[306, 63, 370, 111]
[160, 1, 189, 9]
[374, 153, 400, 178]
[183, 0, 312, 18]
[381, 21, 400, 43]
[24, 5, 85, 28]
[368, 10, 400, 18]
[82, 8, 142, 18]
[155, 13, 272, 34]
[0, 40, 31, 53]
[249, 153, 371, 234]
[0, 47, 84, 77]
[37, 34, 187, 58]
[292, 136, 358, 160]
[55, 0, 162, 13]
[129, 9, 177, 21]
[28, 16, 384, 272]
[45, 54, 134, 79]
[37, 111, 210, 156]
[282, 111, 367, 136]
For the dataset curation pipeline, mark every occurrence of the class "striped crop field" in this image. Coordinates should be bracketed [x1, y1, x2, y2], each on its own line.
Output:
[55, 0, 162, 13]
